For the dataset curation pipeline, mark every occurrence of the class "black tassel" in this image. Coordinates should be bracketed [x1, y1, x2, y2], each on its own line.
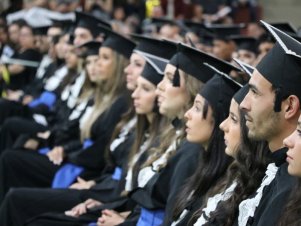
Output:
[173, 67, 180, 87]
[274, 87, 282, 112]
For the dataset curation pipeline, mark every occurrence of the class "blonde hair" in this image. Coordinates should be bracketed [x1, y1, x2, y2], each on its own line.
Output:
[80, 50, 129, 141]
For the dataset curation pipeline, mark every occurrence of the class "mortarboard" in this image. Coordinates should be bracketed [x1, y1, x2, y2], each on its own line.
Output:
[254, 20, 301, 111]
[131, 34, 177, 60]
[75, 11, 111, 37]
[233, 85, 249, 105]
[206, 23, 245, 41]
[231, 35, 258, 53]
[33, 25, 51, 36]
[50, 18, 74, 34]
[200, 62, 242, 118]
[269, 22, 297, 34]
[233, 58, 254, 78]
[77, 40, 102, 57]
[169, 42, 241, 86]
[140, 53, 169, 85]
[97, 24, 136, 58]
[150, 17, 180, 28]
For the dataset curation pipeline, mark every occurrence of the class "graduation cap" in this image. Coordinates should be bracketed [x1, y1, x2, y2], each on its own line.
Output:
[97, 24, 136, 58]
[200, 62, 242, 118]
[231, 35, 258, 53]
[75, 11, 111, 37]
[50, 18, 74, 34]
[77, 40, 102, 57]
[233, 58, 254, 78]
[131, 34, 177, 60]
[256, 20, 301, 112]
[150, 17, 180, 28]
[140, 53, 169, 85]
[169, 42, 241, 86]
[33, 25, 50, 36]
[233, 85, 249, 105]
[206, 23, 245, 41]
[269, 22, 297, 34]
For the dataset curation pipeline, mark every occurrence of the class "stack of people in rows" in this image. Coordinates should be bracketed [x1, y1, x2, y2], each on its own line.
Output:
[0, 9, 300, 226]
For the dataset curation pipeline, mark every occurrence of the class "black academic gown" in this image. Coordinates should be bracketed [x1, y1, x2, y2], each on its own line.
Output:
[0, 94, 129, 202]
[127, 140, 202, 225]
[233, 147, 297, 226]
[0, 130, 135, 226]
[7, 48, 42, 91]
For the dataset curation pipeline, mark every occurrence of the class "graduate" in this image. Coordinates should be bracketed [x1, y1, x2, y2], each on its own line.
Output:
[235, 21, 301, 226]
[169, 44, 242, 226]
[231, 36, 258, 66]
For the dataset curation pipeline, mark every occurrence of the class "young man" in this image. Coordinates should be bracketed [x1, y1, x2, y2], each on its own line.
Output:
[238, 21, 301, 226]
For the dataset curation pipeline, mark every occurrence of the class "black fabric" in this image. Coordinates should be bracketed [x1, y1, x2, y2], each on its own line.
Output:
[8, 48, 42, 90]
[233, 147, 297, 226]
[200, 74, 241, 119]
[98, 25, 136, 58]
[131, 34, 177, 59]
[0, 95, 129, 202]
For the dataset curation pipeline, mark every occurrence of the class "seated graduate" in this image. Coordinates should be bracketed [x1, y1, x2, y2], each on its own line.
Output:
[232, 21, 301, 226]
[0, 25, 135, 203]
[168, 43, 242, 226]
[191, 60, 270, 226]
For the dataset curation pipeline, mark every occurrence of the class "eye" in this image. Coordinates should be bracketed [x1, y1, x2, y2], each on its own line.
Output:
[231, 115, 238, 124]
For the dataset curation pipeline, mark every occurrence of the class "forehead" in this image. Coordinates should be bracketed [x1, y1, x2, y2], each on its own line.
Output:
[74, 27, 92, 36]
[249, 69, 273, 92]
[164, 63, 176, 74]
[130, 52, 144, 62]
[230, 99, 239, 114]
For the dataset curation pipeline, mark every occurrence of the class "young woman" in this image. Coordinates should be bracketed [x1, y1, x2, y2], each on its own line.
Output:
[277, 114, 301, 226]
[0, 29, 134, 204]
[190, 84, 270, 226]
[169, 45, 242, 226]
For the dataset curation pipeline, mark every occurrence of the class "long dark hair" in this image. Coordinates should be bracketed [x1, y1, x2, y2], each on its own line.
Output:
[278, 178, 301, 226]
[172, 98, 232, 222]
[196, 109, 270, 226]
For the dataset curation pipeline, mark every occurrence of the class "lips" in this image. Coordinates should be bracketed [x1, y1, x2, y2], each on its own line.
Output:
[244, 114, 253, 122]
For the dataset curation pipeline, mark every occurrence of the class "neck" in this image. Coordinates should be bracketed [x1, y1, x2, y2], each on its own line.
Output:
[269, 125, 296, 152]
[146, 112, 154, 124]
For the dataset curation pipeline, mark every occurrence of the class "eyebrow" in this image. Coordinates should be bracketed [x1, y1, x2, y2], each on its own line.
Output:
[230, 112, 237, 117]
[165, 71, 173, 76]
[248, 83, 261, 94]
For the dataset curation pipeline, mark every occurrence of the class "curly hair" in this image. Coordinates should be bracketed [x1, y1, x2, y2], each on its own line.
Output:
[278, 178, 301, 226]
[194, 109, 271, 226]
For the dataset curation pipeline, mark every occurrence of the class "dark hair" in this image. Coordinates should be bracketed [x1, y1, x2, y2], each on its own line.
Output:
[172, 99, 232, 222]
[278, 178, 301, 226]
[195, 108, 270, 226]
